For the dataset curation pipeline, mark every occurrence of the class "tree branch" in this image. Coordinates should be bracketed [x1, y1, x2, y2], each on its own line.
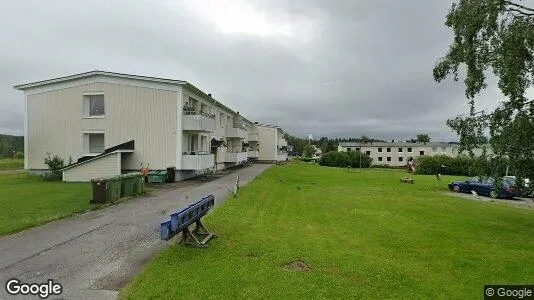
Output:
[505, 0, 534, 12]
[506, 7, 534, 16]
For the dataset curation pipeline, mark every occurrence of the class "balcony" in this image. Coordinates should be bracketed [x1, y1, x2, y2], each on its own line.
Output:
[225, 152, 248, 163]
[247, 150, 259, 158]
[182, 107, 216, 132]
[181, 153, 215, 170]
[225, 127, 247, 139]
[248, 133, 259, 142]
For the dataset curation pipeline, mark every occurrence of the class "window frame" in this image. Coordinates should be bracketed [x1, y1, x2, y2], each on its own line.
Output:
[82, 131, 105, 155]
[83, 93, 105, 118]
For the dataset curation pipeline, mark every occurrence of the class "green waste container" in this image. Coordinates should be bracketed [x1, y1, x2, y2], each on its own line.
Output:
[131, 173, 144, 195]
[121, 174, 135, 197]
[106, 176, 122, 202]
[147, 170, 168, 183]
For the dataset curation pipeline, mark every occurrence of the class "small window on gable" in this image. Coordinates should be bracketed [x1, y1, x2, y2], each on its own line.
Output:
[84, 94, 105, 117]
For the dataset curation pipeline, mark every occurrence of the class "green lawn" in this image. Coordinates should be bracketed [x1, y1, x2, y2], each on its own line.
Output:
[0, 173, 94, 236]
[0, 158, 24, 170]
[121, 162, 534, 299]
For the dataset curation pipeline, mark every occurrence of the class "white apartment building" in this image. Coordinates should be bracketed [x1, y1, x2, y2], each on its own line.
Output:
[14, 71, 288, 181]
[338, 142, 491, 167]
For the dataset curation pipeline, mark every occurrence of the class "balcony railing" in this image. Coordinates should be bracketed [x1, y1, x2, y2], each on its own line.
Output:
[182, 109, 216, 132]
[225, 151, 248, 163]
[181, 153, 215, 170]
[183, 106, 215, 119]
[247, 150, 259, 158]
[248, 133, 259, 142]
[225, 127, 247, 139]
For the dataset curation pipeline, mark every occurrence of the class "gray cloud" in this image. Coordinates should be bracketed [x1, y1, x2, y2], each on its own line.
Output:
[0, 0, 505, 141]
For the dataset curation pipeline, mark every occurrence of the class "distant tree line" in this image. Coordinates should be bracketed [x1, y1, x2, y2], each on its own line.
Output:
[0, 134, 23, 158]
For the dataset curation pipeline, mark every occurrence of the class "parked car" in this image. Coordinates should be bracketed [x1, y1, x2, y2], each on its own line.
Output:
[448, 176, 517, 199]
[504, 176, 532, 197]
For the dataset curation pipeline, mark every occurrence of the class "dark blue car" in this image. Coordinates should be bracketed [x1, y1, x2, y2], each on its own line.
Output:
[448, 176, 517, 199]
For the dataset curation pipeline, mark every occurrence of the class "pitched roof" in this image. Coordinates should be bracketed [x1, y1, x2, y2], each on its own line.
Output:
[13, 70, 187, 90]
[14, 70, 256, 124]
[338, 141, 461, 148]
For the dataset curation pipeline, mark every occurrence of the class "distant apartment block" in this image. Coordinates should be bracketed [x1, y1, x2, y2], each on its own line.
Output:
[14, 71, 288, 181]
[338, 142, 491, 167]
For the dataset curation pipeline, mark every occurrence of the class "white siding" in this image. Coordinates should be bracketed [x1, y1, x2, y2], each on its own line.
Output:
[26, 82, 178, 170]
[256, 126, 277, 161]
[63, 153, 120, 182]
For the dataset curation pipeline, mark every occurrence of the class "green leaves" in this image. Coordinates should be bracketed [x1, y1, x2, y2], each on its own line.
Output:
[436, 0, 534, 187]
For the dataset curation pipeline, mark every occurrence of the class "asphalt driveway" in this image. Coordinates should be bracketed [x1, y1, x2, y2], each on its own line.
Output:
[0, 164, 272, 300]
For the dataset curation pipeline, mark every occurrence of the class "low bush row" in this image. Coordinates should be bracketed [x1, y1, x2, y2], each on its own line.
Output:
[318, 151, 372, 168]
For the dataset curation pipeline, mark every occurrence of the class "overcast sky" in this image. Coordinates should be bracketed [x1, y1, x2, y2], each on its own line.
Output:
[0, 0, 508, 141]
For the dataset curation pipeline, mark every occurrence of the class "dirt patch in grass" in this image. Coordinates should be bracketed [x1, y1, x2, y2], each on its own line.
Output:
[284, 260, 310, 272]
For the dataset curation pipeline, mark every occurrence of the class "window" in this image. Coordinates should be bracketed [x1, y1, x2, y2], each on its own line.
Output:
[378, 148, 383, 152]
[407, 147, 412, 152]
[347, 148, 352, 151]
[398, 148, 403, 152]
[441, 147, 446, 152]
[355, 148, 360, 151]
[84, 94, 105, 117]
[387, 148, 391, 152]
[386, 157, 391, 162]
[398, 157, 404, 162]
[219, 113, 224, 127]
[378, 157, 383, 162]
[419, 151, 425, 155]
[432, 147, 437, 152]
[365, 151, 371, 155]
[85, 133, 104, 154]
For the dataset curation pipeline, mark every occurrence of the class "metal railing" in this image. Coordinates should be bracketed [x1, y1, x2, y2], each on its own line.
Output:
[182, 150, 212, 155]
[183, 106, 215, 119]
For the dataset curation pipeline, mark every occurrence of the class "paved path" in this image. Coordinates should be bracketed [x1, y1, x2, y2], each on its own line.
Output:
[0, 164, 272, 300]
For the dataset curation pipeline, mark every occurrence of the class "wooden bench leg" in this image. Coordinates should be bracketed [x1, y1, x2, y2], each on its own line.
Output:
[179, 220, 216, 247]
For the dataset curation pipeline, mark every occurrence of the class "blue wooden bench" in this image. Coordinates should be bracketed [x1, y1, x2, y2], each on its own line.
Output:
[160, 194, 216, 247]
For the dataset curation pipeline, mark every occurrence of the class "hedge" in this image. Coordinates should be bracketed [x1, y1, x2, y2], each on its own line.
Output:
[414, 154, 512, 176]
[318, 151, 372, 168]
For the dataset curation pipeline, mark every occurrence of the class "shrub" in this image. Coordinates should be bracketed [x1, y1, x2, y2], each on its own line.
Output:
[42, 153, 65, 181]
[296, 157, 315, 163]
[414, 155, 511, 176]
[370, 164, 405, 169]
[319, 151, 372, 168]
[14, 152, 24, 159]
